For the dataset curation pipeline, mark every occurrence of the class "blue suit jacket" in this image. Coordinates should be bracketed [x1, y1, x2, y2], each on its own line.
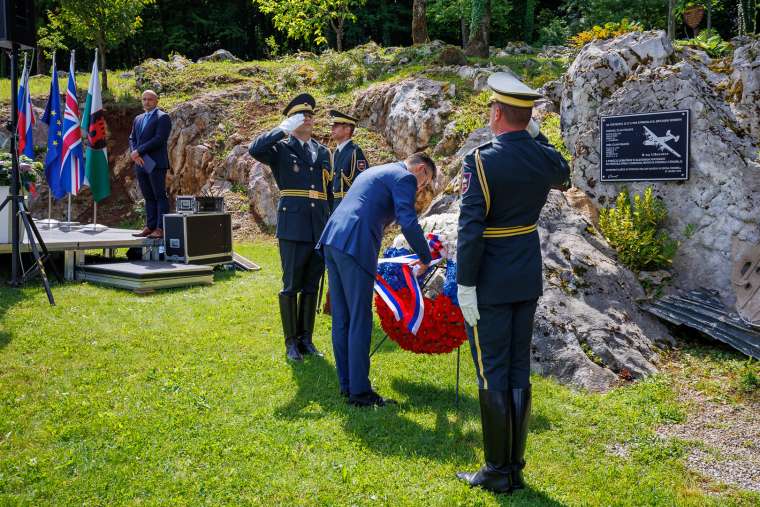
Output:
[128, 109, 172, 169]
[318, 162, 432, 275]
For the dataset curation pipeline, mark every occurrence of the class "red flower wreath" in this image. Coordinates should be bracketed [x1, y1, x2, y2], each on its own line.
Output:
[374, 288, 467, 354]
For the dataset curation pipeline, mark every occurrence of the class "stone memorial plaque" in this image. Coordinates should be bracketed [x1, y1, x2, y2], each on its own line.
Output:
[600, 110, 689, 182]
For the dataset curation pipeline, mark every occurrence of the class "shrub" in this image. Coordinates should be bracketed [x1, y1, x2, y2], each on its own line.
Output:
[279, 63, 318, 89]
[673, 29, 732, 58]
[318, 52, 366, 93]
[538, 17, 571, 47]
[599, 186, 678, 271]
[569, 19, 643, 48]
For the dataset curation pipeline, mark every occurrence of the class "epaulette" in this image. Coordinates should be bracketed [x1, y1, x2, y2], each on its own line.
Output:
[466, 140, 493, 157]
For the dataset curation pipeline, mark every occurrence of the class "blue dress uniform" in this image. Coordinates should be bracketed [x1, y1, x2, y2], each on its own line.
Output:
[456, 74, 570, 493]
[248, 94, 333, 361]
[328, 110, 369, 209]
[318, 161, 432, 406]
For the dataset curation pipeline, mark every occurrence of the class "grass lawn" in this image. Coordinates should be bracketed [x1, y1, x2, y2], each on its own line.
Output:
[1, 240, 758, 506]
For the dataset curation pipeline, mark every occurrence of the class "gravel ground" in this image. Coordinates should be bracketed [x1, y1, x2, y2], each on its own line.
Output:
[656, 362, 760, 493]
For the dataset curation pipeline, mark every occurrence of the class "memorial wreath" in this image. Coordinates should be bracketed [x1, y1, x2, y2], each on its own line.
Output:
[373, 234, 467, 354]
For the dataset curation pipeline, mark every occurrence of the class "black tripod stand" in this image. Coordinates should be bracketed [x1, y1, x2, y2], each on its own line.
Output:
[0, 43, 59, 305]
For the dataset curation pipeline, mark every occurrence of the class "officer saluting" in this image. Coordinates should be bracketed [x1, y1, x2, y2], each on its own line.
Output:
[249, 93, 333, 362]
[456, 73, 570, 493]
[329, 110, 368, 209]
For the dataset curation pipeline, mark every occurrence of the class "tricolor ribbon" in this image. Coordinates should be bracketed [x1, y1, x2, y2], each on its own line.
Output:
[374, 234, 445, 335]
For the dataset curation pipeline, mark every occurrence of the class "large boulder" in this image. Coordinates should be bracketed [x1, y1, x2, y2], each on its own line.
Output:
[247, 161, 279, 227]
[353, 78, 455, 158]
[392, 191, 673, 391]
[561, 31, 760, 306]
[197, 49, 241, 63]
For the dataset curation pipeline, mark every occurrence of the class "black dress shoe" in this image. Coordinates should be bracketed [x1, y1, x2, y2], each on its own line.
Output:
[298, 337, 322, 356]
[348, 390, 396, 407]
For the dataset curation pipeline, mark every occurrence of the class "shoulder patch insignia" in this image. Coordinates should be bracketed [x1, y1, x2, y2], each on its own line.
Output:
[461, 171, 472, 195]
[357, 160, 367, 171]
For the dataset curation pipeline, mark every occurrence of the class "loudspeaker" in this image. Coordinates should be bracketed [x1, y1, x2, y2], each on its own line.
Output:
[0, 0, 36, 50]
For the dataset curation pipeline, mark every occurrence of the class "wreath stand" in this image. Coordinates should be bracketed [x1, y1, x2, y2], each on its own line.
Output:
[370, 263, 463, 406]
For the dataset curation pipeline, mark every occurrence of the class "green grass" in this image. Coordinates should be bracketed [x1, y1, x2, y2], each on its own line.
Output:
[1, 241, 758, 505]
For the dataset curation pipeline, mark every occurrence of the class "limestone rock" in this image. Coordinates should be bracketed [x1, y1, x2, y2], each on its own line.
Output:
[729, 38, 760, 142]
[436, 45, 467, 66]
[392, 191, 672, 391]
[247, 161, 279, 227]
[353, 78, 455, 158]
[561, 30, 760, 306]
[433, 121, 463, 157]
[197, 49, 241, 63]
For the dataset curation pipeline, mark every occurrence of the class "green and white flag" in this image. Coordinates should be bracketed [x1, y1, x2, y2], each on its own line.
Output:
[81, 51, 110, 202]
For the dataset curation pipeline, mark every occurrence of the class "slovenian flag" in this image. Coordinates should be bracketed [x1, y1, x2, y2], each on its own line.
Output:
[60, 51, 85, 196]
[81, 51, 110, 202]
[16, 54, 35, 160]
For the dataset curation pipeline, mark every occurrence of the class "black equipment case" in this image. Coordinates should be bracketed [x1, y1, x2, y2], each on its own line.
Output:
[163, 212, 233, 265]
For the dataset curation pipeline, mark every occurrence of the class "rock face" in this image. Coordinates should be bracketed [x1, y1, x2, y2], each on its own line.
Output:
[561, 31, 760, 306]
[729, 38, 760, 142]
[392, 191, 673, 391]
[353, 78, 455, 158]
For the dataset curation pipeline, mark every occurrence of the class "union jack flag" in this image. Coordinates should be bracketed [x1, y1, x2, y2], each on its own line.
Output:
[60, 52, 85, 195]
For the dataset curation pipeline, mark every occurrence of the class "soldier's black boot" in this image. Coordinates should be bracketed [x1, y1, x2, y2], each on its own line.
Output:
[510, 385, 532, 490]
[456, 389, 513, 493]
[297, 293, 322, 356]
[279, 293, 302, 362]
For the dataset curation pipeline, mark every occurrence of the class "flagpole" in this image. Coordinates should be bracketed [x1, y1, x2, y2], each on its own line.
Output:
[84, 48, 108, 232]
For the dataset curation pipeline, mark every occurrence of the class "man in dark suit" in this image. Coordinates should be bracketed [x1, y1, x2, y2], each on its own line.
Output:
[129, 90, 172, 239]
[249, 93, 333, 362]
[317, 153, 435, 407]
[456, 73, 570, 493]
[329, 110, 368, 209]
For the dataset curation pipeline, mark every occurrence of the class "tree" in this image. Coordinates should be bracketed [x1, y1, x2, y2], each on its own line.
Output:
[465, 0, 490, 58]
[49, 0, 153, 91]
[523, 0, 537, 42]
[412, 0, 429, 44]
[252, 0, 366, 51]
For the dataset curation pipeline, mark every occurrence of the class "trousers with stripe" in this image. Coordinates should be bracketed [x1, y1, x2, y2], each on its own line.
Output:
[465, 298, 538, 391]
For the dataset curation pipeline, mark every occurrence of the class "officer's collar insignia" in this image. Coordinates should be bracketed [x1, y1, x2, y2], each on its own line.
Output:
[461, 171, 472, 194]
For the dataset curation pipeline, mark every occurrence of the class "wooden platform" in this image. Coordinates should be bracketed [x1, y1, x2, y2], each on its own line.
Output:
[0, 223, 163, 280]
[0, 224, 161, 254]
[78, 261, 214, 293]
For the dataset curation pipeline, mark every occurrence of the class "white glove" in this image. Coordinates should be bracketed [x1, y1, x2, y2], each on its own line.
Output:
[278, 113, 305, 134]
[457, 284, 480, 327]
[526, 118, 540, 138]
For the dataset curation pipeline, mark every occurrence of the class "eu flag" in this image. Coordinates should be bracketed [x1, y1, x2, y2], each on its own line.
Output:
[41, 56, 64, 199]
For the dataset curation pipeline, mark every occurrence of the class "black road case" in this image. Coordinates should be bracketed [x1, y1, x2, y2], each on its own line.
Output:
[163, 212, 233, 265]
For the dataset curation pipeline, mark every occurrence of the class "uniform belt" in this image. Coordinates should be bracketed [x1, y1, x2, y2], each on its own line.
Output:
[482, 224, 537, 238]
[280, 190, 328, 200]
[333, 191, 346, 198]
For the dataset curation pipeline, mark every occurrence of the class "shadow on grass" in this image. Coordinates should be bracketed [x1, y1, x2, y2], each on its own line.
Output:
[0, 278, 28, 351]
[277, 355, 481, 463]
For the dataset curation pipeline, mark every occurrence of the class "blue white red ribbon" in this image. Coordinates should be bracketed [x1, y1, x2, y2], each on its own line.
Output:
[373, 234, 444, 335]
